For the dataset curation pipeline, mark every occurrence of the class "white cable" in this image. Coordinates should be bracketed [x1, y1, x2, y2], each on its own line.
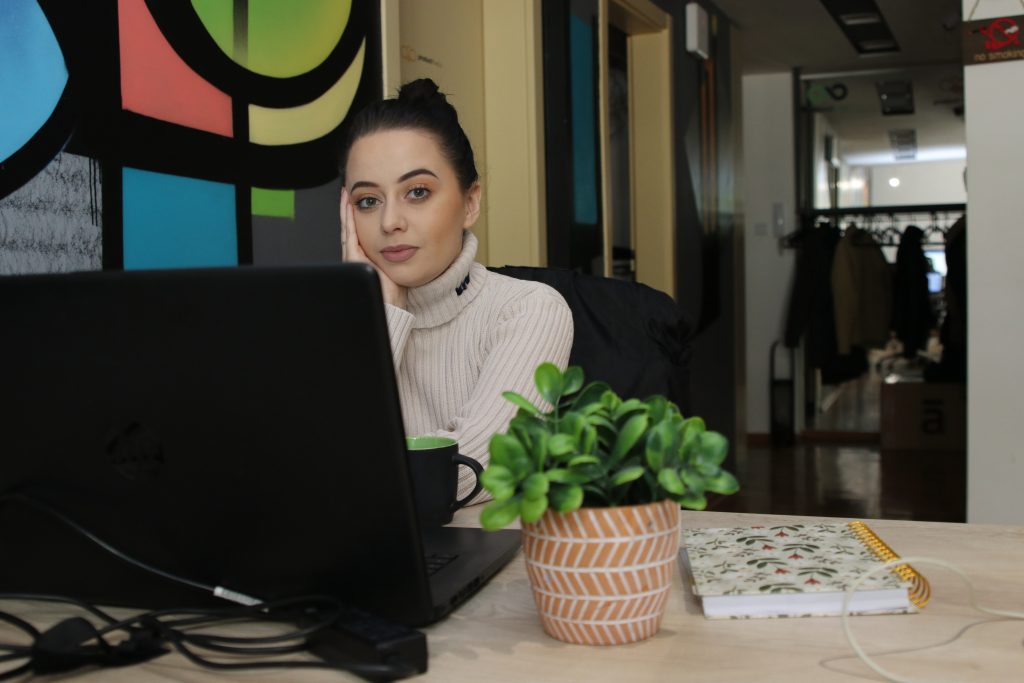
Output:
[840, 556, 1024, 683]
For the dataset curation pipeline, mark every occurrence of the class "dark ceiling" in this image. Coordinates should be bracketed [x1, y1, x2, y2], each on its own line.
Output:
[713, 0, 965, 164]
[712, 0, 962, 75]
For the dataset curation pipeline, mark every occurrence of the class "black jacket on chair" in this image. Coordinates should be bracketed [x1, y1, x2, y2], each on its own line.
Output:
[489, 266, 692, 413]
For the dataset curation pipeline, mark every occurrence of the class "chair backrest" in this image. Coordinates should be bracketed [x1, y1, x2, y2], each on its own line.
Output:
[490, 266, 692, 412]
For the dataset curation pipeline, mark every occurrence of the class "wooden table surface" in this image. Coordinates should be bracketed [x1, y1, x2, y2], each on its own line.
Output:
[2, 510, 1022, 682]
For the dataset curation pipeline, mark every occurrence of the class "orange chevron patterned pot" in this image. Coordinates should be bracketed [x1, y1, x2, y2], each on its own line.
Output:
[521, 499, 680, 645]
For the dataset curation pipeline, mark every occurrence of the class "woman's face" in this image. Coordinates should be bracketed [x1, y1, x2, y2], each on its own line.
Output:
[344, 129, 481, 288]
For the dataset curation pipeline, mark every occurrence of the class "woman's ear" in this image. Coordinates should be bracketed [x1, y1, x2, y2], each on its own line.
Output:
[462, 182, 482, 229]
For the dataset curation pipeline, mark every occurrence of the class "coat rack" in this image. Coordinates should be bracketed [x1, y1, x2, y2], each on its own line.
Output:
[782, 203, 966, 249]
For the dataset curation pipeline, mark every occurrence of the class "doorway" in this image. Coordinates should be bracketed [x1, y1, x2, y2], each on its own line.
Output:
[541, 0, 674, 295]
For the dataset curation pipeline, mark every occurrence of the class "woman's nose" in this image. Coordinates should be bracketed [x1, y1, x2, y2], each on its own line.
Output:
[379, 201, 406, 234]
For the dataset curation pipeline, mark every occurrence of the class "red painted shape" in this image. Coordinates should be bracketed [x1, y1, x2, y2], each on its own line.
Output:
[118, 0, 232, 136]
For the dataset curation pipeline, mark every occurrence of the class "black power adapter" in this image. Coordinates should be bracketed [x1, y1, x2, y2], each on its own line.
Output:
[306, 606, 427, 681]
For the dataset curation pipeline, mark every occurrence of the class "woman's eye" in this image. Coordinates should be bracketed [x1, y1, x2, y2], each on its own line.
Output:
[355, 196, 380, 210]
[408, 187, 430, 201]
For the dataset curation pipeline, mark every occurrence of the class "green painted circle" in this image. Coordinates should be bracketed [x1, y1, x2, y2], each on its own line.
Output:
[191, 0, 351, 78]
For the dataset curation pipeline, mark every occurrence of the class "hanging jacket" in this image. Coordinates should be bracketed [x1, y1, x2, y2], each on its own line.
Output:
[831, 225, 892, 354]
[784, 222, 840, 368]
[891, 225, 935, 357]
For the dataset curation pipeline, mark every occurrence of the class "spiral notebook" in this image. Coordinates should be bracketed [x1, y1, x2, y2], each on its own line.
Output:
[679, 521, 930, 619]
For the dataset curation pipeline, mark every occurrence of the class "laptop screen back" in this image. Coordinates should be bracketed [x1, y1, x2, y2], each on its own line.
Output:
[0, 264, 435, 624]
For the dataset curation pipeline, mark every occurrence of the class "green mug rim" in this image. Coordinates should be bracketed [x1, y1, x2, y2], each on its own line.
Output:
[406, 435, 457, 450]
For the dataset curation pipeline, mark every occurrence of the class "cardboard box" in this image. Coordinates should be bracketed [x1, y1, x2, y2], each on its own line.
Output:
[880, 382, 966, 450]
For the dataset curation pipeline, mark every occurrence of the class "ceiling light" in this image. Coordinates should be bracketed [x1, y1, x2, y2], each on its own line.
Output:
[858, 39, 899, 53]
[888, 177, 900, 188]
[840, 12, 882, 26]
[820, 0, 900, 56]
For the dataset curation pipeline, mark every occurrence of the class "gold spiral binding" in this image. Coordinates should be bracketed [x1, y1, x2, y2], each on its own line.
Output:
[847, 521, 931, 608]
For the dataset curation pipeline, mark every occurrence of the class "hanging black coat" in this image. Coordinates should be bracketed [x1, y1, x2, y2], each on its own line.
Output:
[891, 225, 935, 357]
[784, 223, 867, 383]
[783, 223, 840, 367]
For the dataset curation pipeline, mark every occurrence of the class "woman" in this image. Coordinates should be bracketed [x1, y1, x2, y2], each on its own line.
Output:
[340, 79, 573, 502]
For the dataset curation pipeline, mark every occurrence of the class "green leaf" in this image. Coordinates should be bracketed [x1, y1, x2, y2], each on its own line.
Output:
[680, 469, 706, 496]
[548, 433, 576, 456]
[698, 431, 729, 465]
[645, 396, 669, 424]
[545, 468, 590, 485]
[568, 455, 600, 467]
[677, 492, 708, 511]
[611, 414, 649, 461]
[704, 470, 740, 495]
[658, 467, 686, 495]
[562, 366, 585, 396]
[548, 484, 584, 512]
[520, 495, 549, 523]
[601, 390, 621, 412]
[569, 381, 611, 412]
[644, 420, 676, 472]
[480, 465, 517, 501]
[581, 425, 597, 455]
[559, 411, 586, 440]
[696, 459, 720, 477]
[534, 362, 564, 405]
[610, 465, 645, 486]
[527, 428, 549, 470]
[681, 417, 706, 455]
[480, 496, 521, 530]
[522, 472, 550, 500]
[489, 433, 532, 479]
[613, 398, 647, 422]
[502, 391, 540, 416]
[587, 415, 616, 432]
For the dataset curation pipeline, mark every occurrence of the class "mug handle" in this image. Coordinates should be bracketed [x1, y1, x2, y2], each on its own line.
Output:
[451, 454, 484, 511]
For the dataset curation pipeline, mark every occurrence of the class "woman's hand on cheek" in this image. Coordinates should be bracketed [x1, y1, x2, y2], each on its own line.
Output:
[341, 189, 408, 310]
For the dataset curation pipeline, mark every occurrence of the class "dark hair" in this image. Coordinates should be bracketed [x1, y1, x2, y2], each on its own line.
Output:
[341, 78, 479, 191]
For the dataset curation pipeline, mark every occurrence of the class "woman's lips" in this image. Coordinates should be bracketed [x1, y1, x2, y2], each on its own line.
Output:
[380, 245, 418, 263]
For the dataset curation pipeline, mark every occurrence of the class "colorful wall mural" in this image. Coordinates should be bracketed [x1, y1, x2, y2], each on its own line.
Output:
[0, 0, 381, 274]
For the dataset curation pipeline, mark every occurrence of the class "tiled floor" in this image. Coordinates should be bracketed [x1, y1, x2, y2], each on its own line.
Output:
[710, 443, 966, 522]
[715, 366, 967, 523]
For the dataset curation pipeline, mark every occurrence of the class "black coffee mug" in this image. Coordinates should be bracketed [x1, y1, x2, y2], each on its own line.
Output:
[406, 436, 483, 527]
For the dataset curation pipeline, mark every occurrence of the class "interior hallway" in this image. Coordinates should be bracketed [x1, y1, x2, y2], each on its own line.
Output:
[714, 368, 967, 522]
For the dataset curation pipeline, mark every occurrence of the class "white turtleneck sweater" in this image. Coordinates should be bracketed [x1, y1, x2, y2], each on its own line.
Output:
[384, 231, 573, 502]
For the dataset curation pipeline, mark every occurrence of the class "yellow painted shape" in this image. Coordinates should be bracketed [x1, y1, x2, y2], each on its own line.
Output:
[248, 39, 364, 146]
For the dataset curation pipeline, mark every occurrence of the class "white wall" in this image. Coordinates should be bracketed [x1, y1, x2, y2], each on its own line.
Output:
[963, 0, 1024, 524]
[867, 160, 967, 206]
[742, 73, 797, 435]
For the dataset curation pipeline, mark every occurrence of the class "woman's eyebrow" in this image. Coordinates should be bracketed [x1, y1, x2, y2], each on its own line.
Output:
[397, 168, 438, 183]
[349, 168, 438, 192]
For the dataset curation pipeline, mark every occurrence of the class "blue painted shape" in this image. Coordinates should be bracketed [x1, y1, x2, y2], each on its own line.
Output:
[0, 0, 68, 163]
[569, 14, 598, 226]
[122, 168, 238, 269]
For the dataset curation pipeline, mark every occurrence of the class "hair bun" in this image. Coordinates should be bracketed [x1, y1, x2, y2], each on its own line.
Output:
[398, 78, 447, 108]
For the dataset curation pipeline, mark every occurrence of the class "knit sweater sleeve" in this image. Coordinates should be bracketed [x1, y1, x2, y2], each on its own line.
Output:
[430, 287, 573, 503]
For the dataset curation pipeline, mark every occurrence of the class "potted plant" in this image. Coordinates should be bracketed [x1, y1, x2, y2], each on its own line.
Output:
[479, 363, 739, 645]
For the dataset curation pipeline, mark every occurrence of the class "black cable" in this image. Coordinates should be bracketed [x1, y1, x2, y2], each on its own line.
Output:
[0, 595, 417, 681]
[0, 493, 423, 680]
[0, 494, 217, 597]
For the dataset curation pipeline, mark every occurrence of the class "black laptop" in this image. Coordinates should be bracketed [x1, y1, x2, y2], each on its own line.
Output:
[0, 263, 520, 626]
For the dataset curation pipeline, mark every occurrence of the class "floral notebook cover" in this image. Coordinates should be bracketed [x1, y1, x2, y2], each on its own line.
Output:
[680, 523, 916, 619]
